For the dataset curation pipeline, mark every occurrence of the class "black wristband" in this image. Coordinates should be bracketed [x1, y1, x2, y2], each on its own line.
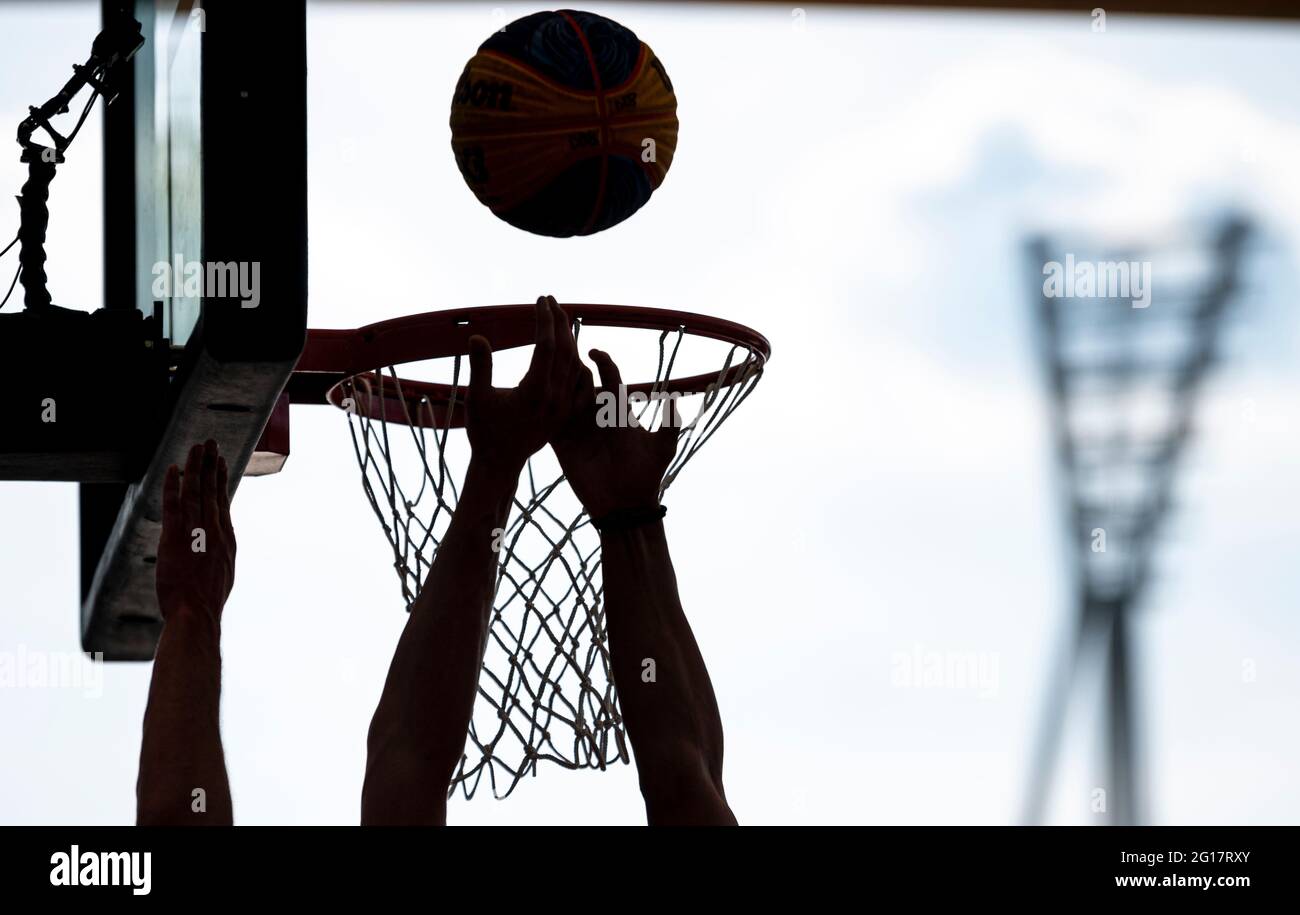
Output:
[590, 504, 667, 533]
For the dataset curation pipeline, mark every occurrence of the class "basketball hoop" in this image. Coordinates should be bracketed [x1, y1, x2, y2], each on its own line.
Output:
[291, 303, 769, 799]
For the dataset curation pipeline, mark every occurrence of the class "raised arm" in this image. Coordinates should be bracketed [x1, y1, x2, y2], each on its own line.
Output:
[552, 347, 736, 825]
[361, 296, 581, 825]
[137, 440, 237, 826]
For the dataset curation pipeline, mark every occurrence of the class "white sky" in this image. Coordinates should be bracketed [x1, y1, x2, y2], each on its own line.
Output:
[1, 1, 1298, 824]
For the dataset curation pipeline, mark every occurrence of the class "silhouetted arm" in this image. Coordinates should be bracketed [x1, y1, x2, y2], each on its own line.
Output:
[600, 519, 735, 825]
[360, 458, 518, 826]
[137, 441, 236, 826]
[361, 297, 580, 825]
[552, 349, 736, 825]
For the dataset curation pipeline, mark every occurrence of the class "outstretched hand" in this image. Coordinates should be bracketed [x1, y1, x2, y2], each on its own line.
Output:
[465, 295, 586, 474]
[156, 440, 236, 624]
[552, 348, 680, 521]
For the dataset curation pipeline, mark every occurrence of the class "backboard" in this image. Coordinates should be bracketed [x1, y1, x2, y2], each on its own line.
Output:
[130, 0, 204, 344]
[82, 0, 307, 659]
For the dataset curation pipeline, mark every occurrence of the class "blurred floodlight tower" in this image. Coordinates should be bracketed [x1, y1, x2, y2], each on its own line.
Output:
[1023, 213, 1254, 825]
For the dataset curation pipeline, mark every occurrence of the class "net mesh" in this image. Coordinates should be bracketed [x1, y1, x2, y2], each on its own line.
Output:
[338, 321, 764, 799]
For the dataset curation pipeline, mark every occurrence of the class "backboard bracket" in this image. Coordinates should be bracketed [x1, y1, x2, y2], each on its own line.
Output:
[82, 0, 307, 659]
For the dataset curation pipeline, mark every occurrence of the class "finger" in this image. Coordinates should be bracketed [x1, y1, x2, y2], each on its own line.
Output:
[160, 463, 182, 543]
[557, 361, 595, 431]
[552, 297, 578, 362]
[550, 298, 579, 405]
[526, 295, 555, 387]
[588, 349, 623, 391]
[216, 456, 236, 549]
[181, 442, 203, 528]
[553, 363, 597, 447]
[574, 362, 595, 405]
[468, 335, 493, 400]
[201, 440, 219, 531]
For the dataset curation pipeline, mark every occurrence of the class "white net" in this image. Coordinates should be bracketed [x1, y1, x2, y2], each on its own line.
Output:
[339, 319, 764, 798]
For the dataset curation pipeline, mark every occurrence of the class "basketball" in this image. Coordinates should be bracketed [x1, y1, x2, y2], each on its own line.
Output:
[449, 9, 679, 237]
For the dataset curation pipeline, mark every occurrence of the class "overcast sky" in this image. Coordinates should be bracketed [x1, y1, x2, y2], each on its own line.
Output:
[1, 1, 1298, 825]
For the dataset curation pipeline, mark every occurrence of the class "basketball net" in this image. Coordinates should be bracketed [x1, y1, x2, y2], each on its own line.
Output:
[339, 322, 763, 799]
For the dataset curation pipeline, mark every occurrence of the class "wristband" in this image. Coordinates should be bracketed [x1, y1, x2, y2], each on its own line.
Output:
[590, 504, 667, 533]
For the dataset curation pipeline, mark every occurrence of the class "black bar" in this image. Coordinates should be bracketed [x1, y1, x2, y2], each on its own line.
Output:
[0, 826, 1286, 898]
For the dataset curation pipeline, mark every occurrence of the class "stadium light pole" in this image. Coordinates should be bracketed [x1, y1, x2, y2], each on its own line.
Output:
[1022, 214, 1253, 825]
